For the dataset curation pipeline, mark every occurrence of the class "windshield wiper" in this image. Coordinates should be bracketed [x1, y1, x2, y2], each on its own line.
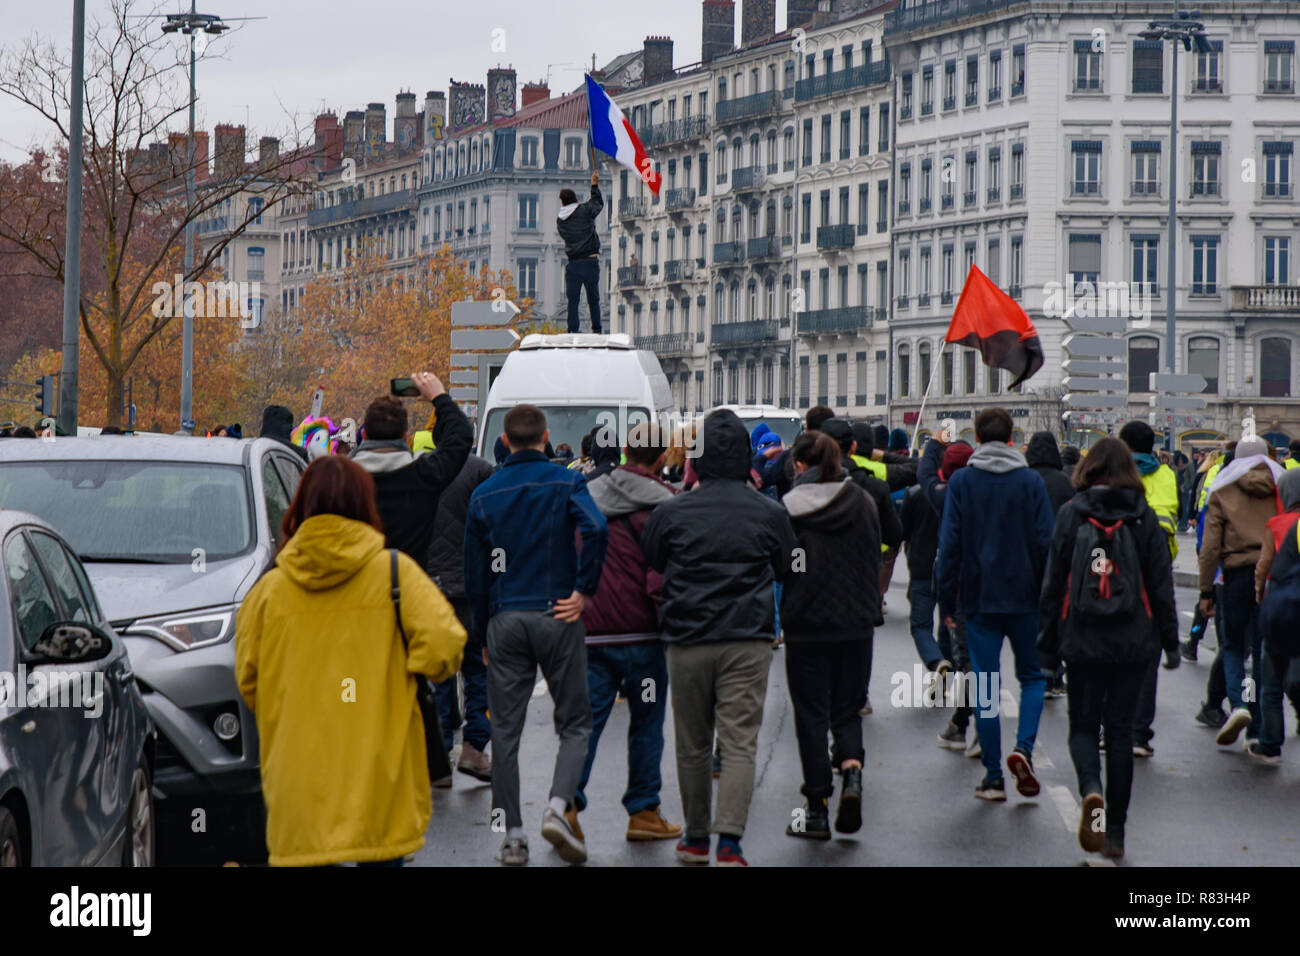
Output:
[79, 555, 177, 564]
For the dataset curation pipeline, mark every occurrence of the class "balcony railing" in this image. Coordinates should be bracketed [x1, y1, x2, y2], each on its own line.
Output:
[711, 319, 779, 346]
[797, 306, 873, 334]
[885, 0, 1025, 34]
[965, 91, 978, 106]
[639, 116, 709, 149]
[900, 105, 913, 119]
[816, 224, 855, 250]
[877, 219, 889, 232]
[713, 241, 744, 264]
[921, 101, 934, 115]
[716, 90, 783, 124]
[747, 235, 781, 259]
[617, 266, 645, 288]
[665, 187, 697, 211]
[963, 190, 977, 206]
[1010, 183, 1024, 200]
[306, 188, 416, 227]
[943, 96, 957, 111]
[941, 194, 954, 209]
[987, 186, 1000, 202]
[795, 61, 892, 102]
[919, 198, 932, 212]
[1230, 285, 1300, 311]
[732, 165, 766, 191]
[664, 259, 696, 283]
[635, 332, 692, 355]
[618, 197, 647, 219]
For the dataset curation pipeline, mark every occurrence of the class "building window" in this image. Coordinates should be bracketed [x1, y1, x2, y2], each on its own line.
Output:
[963, 349, 976, 394]
[799, 356, 810, 406]
[1132, 40, 1164, 93]
[783, 128, 795, 170]
[941, 244, 954, 300]
[1190, 235, 1219, 294]
[989, 49, 1002, 99]
[919, 246, 932, 302]
[897, 344, 911, 398]
[247, 247, 265, 281]
[856, 351, 869, 405]
[1131, 235, 1159, 297]
[248, 197, 264, 225]
[987, 365, 1000, 395]
[919, 341, 932, 393]
[1074, 40, 1103, 91]
[987, 238, 1001, 285]
[899, 163, 911, 211]
[1188, 337, 1220, 394]
[1072, 141, 1101, 195]
[988, 147, 1001, 200]
[1010, 143, 1024, 198]
[800, 193, 811, 242]
[839, 111, 851, 159]
[1068, 234, 1101, 291]
[921, 65, 934, 114]
[565, 138, 583, 168]
[1128, 336, 1159, 393]
[965, 55, 978, 105]
[517, 195, 537, 229]
[878, 103, 889, 151]
[1264, 236, 1291, 285]
[1133, 142, 1161, 195]
[835, 353, 847, 406]
[1011, 44, 1025, 95]
[1191, 142, 1221, 196]
[820, 114, 832, 164]
[1195, 40, 1223, 92]
[943, 59, 956, 110]
[1264, 142, 1294, 197]
[901, 74, 913, 117]
[942, 347, 954, 395]
[1265, 40, 1295, 94]
[898, 249, 910, 305]
[1261, 337, 1292, 396]
[802, 118, 813, 166]
[520, 137, 539, 167]
[517, 258, 537, 299]
[858, 184, 869, 233]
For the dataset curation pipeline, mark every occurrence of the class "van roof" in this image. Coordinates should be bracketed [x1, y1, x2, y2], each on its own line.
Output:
[519, 333, 633, 350]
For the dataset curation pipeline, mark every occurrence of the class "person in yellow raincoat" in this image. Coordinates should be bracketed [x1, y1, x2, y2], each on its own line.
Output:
[236, 455, 466, 866]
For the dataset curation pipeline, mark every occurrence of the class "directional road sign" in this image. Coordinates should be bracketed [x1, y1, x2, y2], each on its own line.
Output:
[1063, 358, 1127, 377]
[1063, 314, 1128, 334]
[451, 300, 517, 327]
[1149, 373, 1207, 393]
[1064, 392, 1128, 409]
[1063, 376, 1121, 392]
[1062, 334, 1126, 358]
[451, 328, 521, 351]
[1149, 395, 1208, 410]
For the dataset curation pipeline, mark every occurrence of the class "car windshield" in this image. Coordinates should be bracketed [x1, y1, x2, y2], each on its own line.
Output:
[481, 405, 651, 461]
[743, 416, 803, 447]
[0, 461, 253, 563]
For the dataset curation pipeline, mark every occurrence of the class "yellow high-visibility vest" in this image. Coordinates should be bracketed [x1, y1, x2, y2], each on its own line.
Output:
[850, 454, 890, 552]
[1141, 463, 1180, 560]
[1198, 459, 1223, 511]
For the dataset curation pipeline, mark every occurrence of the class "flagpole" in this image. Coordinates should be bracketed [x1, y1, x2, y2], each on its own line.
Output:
[911, 338, 948, 455]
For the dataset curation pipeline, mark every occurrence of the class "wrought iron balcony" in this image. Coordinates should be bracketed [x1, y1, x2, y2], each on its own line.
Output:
[1230, 285, 1300, 311]
[797, 306, 873, 334]
[747, 235, 781, 259]
[885, 0, 1025, 35]
[306, 188, 417, 227]
[732, 165, 766, 191]
[635, 332, 692, 355]
[963, 190, 977, 206]
[941, 193, 954, 209]
[919, 198, 932, 212]
[795, 61, 892, 102]
[943, 96, 956, 111]
[711, 319, 779, 346]
[987, 186, 1000, 202]
[665, 187, 696, 211]
[713, 241, 744, 264]
[617, 266, 645, 288]
[639, 116, 710, 149]
[618, 197, 647, 219]
[816, 224, 855, 250]
[1010, 183, 1024, 200]
[715, 90, 783, 125]
[664, 259, 696, 283]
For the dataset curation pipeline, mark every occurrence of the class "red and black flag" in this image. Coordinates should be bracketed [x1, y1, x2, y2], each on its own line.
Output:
[945, 265, 1043, 389]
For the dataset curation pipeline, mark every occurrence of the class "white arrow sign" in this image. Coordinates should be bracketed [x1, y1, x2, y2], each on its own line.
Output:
[1064, 392, 1128, 409]
[451, 328, 521, 351]
[1063, 376, 1124, 392]
[1062, 334, 1126, 358]
[1063, 313, 1128, 334]
[1149, 395, 1208, 410]
[1063, 358, 1127, 377]
[1149, 372, 1207, 393]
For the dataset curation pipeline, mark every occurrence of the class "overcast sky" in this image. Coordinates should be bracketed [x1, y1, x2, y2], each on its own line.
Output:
[0, 0, 787, 164]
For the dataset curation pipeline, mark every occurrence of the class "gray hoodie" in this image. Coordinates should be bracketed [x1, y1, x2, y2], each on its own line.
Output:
[969, 442, 1028, 474]
[588, 466, 675, 518]
[352, 439, 415, 474]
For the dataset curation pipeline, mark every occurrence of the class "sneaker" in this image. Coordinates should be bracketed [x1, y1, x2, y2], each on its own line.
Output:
[1045, 684, 1068, 700]
[626, 807, 683, 841]
[937, 721, 967, 750]
[1180, 639, 1199, 663]
[1216, 707, 1253, 746]
[859, 695, 873, 717]
[1132, 743, 1154, 758]
[1101, 826, 1125, 860]
[1078, 792, 1105, 854]
[1006, 746, 1040, 797]
[786, 799, 831, 841]
[564, 806, 585, 843]
[1195, 704, 1227, 729]
[675, 837, 710, 864]
[935, 658, 953, 680]
[431, 774, 453, 790]
[1244, 741, 1282, 766]
[498, 836, 528, 866]
[964, 729, 982, 758]
[1162, 648, 1181, 670]
[457, 742, 492, 782]
[974, 774, 1007, 801]
[711, 748, 722, 779]
[835, 766, 863, 834]
[540, 807, 587, 864]
[715, 842, 748, 867]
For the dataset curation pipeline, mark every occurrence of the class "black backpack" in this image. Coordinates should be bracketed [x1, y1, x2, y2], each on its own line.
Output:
[1060, 516, 1153, 661]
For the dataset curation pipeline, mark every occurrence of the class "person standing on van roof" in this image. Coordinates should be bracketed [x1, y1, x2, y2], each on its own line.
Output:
[557, 171, 604, 334]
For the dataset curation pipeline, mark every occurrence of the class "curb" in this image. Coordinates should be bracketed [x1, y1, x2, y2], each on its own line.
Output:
[1174, 570, 1198, 589]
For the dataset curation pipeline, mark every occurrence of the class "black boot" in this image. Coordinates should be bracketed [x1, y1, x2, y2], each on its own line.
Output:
[786, 799, 831, 840]
[835, 766, 863, 834]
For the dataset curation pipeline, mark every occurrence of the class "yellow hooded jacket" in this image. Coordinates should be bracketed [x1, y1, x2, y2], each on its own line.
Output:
[235, 514, 466, 866]
[1140, 463, 1181, 559]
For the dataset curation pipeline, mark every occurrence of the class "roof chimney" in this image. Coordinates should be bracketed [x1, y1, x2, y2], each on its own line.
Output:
[343, 110, 365, 158]
[786, 0, 818, 31]
[395, 91, 418, 148]
[643, 36, 674, 85]
[742, 0, 775, 46]
[364, 101, 387, 155]
[258, 136, 279, 167]
[702, 0, 736, 65]
[521, 81, 550, 109]
[213, 123, 245, 180]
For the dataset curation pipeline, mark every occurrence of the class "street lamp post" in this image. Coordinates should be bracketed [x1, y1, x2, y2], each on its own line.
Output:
[56, 0, 85, 436]
[1141, 3, 1212, 449]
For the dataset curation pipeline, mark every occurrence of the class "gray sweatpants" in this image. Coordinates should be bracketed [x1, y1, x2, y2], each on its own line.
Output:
[486, 610, 591, 830]
[666, 640, 771, 840]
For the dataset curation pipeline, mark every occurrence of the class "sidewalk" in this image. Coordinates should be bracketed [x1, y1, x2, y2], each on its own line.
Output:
[1173, 529, 1199, 590]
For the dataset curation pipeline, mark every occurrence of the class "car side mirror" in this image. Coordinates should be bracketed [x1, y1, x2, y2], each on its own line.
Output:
[33, 622, 113, 664]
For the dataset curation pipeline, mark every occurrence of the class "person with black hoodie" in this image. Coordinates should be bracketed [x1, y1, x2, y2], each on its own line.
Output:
[779, 431, 881, 841]
[1038, 438, 1178, 859]
[260, 404, 308, 463]
[557, 172, 604, 333]
[641, 409, 797, 867]
[1026, 431, 1075, 518]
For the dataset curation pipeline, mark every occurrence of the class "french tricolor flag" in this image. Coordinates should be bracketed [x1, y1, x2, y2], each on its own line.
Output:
[586, 74, 661, 197]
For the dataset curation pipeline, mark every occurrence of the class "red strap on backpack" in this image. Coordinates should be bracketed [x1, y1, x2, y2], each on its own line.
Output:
[1085, 518, 1124, 599]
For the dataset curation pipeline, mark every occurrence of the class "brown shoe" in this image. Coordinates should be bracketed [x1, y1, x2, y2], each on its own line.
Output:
[626, 807, 683, 841]
[564, 807, 585, 842]
[457, 742, 492, 782]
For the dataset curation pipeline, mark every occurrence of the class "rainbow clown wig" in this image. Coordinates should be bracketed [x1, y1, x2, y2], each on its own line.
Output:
[291, 416, 341, 461]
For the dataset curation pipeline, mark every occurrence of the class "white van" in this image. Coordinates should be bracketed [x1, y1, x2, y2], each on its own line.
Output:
[476, 333, 676, 459]
[709, 404, 804, 447]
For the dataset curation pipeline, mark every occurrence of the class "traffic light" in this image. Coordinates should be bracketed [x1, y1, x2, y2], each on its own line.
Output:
[33, 375, 54, 416]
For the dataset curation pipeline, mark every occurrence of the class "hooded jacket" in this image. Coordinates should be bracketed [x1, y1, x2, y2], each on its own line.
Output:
[1037, 486, 1178, 667]
[1198, 462, 1281, 591]
[1256, 467, 1300, 600]
[351, 394, 472, 561]
[1025, 432, 1074, 519]
[581, 465, 676, 643]
[1133, 452, 1180, 554]
[936, 442, 1055, 619]
[424, 453, 495, 598]
[780, 474, 883, 638]
[235, 514, 466, 866]
[259, 404, 308, 463]
[556, 184, 604, 260]
[641, 410, 798, 645]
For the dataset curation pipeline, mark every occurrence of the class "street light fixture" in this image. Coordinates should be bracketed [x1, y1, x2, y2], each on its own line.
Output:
[1138, 1, 1210, 450]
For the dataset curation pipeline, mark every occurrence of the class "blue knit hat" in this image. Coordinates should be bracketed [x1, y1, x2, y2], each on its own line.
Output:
[889, 427, 909, 452]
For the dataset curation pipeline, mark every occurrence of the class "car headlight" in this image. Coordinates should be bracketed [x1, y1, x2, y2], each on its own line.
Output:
[124, 606, 237, 652]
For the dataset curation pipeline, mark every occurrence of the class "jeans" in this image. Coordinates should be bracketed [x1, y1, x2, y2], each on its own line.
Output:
[564, 257, 602, 333]
[1066, 661, 1146, 831]
[1258, 650, 1288, 756]
[948, 614, 973, 731]
[1132, 647, 1160, 748]
[1220, 567, 1262, 730]
[433, 597, 490, 752]
[574, 643, 669, 815]
[785, 639, 869, 801]
[965, 611, 1046, 780]
[907, 576, 945, 670]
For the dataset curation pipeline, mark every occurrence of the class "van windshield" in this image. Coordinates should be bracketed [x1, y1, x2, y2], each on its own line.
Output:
[741, 416, 803, 447]
[481, 406, 651, 462]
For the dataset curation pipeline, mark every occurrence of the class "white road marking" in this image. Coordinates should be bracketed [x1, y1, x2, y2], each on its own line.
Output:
[1047, 785, 1079, 833]
[1000, 687, 1018, 719]
[532, 679, 548, 699]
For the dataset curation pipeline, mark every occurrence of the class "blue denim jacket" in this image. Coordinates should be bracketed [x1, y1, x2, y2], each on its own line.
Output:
[464, 449, 608, 637]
